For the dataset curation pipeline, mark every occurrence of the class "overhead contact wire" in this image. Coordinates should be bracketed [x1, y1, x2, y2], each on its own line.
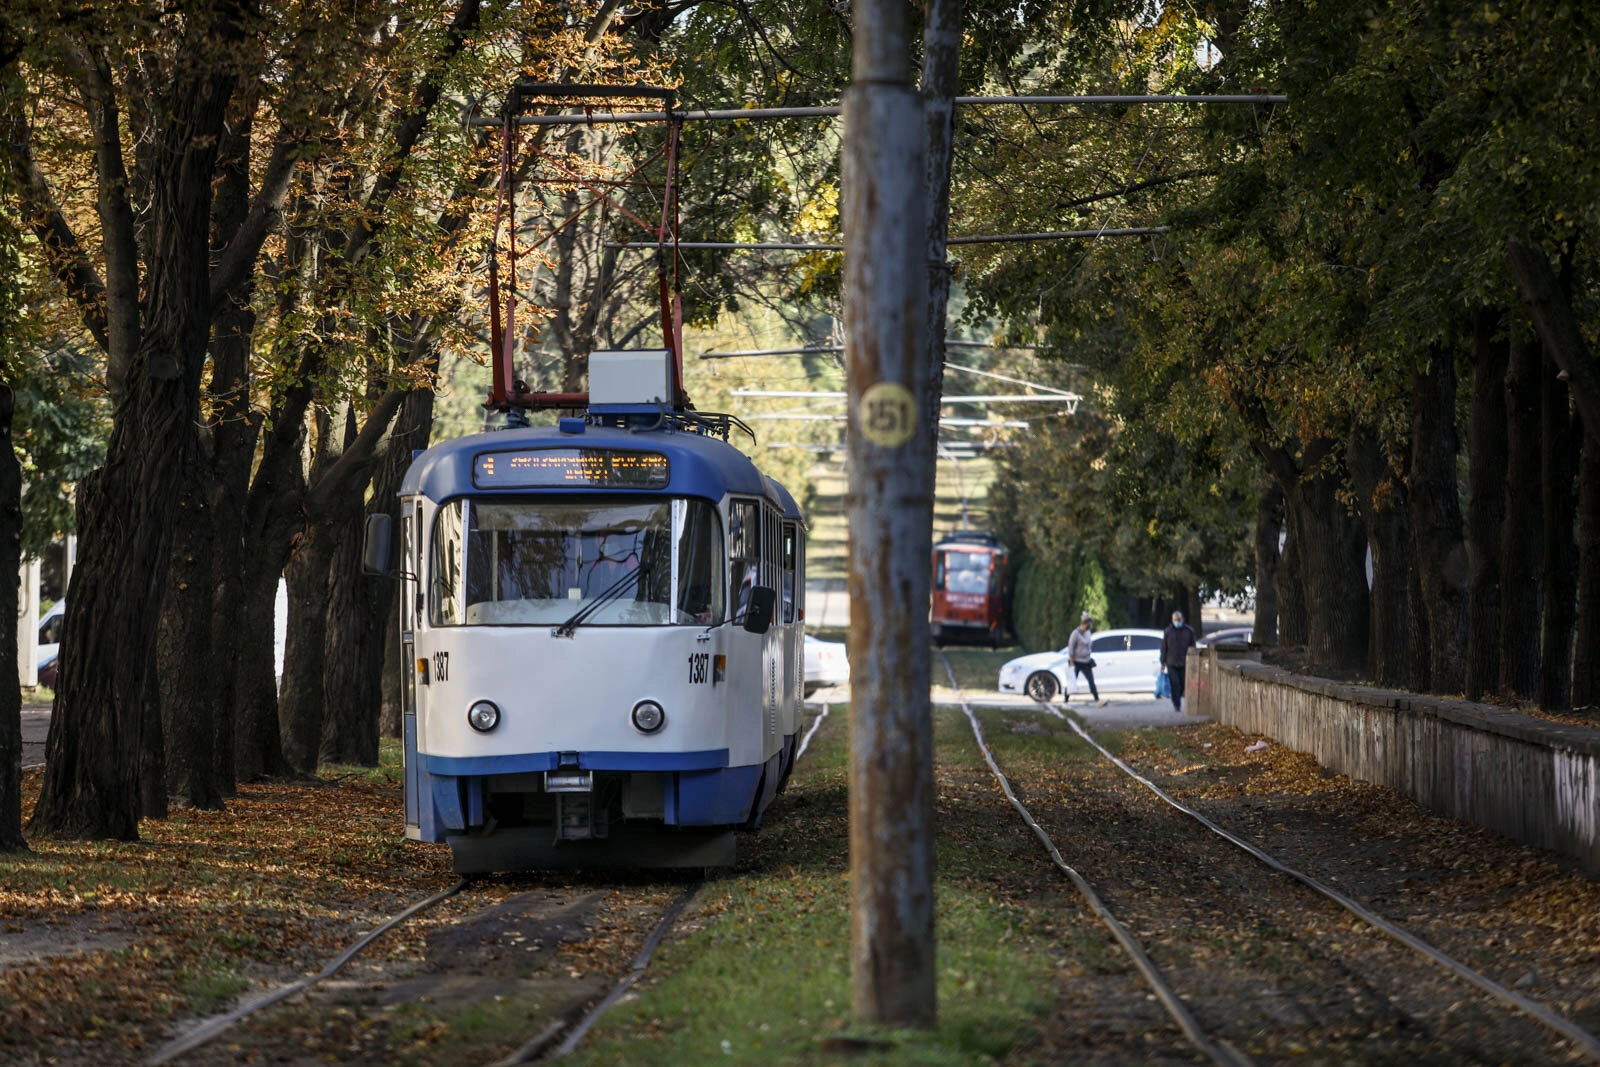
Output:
[938, 654, 1252, 1067]
[1045, 705, 1600, 1063]
[146, 877, 470, 1065]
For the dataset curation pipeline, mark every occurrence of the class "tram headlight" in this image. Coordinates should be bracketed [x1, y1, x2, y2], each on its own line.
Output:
[467, 700, 501, 733]
[631, 700, 665, 734]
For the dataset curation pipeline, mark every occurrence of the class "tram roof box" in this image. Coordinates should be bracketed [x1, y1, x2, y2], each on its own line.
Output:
[588, 349, 674, 413]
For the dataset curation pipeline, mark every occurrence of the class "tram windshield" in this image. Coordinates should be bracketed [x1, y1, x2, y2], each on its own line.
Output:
[430, 497, 725, 626]
[939, 550, 992, 595]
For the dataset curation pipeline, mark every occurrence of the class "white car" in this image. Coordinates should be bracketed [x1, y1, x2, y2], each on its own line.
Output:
[997, 628, 1166, 702]
[804, 634, 850, 695]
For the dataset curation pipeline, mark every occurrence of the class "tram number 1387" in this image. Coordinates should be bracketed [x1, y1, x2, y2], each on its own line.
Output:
[687, 652, 711, 685]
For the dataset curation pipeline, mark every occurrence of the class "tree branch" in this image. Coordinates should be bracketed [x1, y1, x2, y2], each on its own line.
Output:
[1048, 168, 1216, 215]
[67, 43, 140, 397]
[1507, 233, 1600, 432]
[344, 0, 486, 268]
[209, 133, 297, 309]
[2, 104, 109, 350]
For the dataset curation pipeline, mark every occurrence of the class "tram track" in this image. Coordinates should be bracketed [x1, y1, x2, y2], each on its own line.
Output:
[938, 650, 1600, 1064]
[144, 701, 837, 1065]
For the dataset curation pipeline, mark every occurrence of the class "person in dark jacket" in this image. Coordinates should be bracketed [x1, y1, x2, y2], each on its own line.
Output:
[1160, 610, 1198, 712]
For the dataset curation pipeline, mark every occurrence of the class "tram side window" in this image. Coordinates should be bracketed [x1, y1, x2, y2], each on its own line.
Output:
[934, 552, 946, 591]
[675, 499, 725, 625]
[782, 524, 797, 624]
[729, 499, 759, 617]
[431, 500, 466, 626]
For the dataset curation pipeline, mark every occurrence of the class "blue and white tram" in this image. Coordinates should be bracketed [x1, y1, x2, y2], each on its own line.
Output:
[373, 376, 806, 872]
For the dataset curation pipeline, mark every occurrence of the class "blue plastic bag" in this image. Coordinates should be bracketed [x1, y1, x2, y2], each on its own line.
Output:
[1155, 670, 1171, 699]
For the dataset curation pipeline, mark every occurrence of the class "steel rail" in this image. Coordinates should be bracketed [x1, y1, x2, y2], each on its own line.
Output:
[938, 654, 1253, 1067]
[1044, 706, 1600, 1063]
[468, 94, 1287, 127]
[145, 878, 470, 1065]
[492, 881, 705, 1063]
[497, 700, 836, 1063]
[796, 701, 832, 762]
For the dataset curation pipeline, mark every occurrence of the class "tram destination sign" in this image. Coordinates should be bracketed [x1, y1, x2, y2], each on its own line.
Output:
[472, 448, 671, 489]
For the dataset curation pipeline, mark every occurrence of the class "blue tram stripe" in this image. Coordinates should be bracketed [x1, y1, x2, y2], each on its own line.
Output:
[419, 748, 729, 776]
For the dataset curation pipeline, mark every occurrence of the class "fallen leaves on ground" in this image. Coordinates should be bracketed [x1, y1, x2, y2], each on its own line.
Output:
[0, 762, 454, 1064]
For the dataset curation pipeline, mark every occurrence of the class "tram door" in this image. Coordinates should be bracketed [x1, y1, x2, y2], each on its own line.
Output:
[401, 500, 422, 838]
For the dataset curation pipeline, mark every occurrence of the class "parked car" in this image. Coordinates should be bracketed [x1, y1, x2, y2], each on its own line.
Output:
[1201, 626, 1253, 646]
[804, 633, 850, 694]
[36, 600, 64, 688]
[997, 628, 1166, 702]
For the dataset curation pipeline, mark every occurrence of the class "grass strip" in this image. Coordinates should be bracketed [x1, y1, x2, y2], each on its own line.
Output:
[568, 703, 1063, 1065]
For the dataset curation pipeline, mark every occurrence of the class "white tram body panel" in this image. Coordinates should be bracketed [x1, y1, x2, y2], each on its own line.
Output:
[391, 409, 805, 872]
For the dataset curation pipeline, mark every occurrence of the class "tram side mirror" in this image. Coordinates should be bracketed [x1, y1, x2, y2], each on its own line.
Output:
[742, 586, 776, 635]
[361, 514, 393, 577]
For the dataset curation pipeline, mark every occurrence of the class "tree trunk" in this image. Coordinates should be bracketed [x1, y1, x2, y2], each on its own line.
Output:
[156, 467, 222, 809]
[27, 23, 237, 841]
[205, 100, 262, 798]
[1276, 521, 1308, 647]
[1465, 310, 1509, 701]
[31, 424, 192, 839]
[208, 483, 246, 795]
[380, 606, 403, 739]
[0, 381, 26, 851]
[325, 385, 434, 756]
[319, 506, 380, 766]
[1407, 549, 1431, 693]
[233, 559, 290, 780]
[280, 525, 335, 773]
[1253, 481, 1282, 645]
[1539, 370, 1579, 710]
[1348, 425, 1411, 688]
[139, 654, 167, 820]
[232, 426, 305, 782]
[1284, 461, 1368, 670]
[1182, 586, 1204, 637]
[1574, 431, 1600, 708]
[1499, 332, 1544, 699]
[1407, 350, 1469, 694]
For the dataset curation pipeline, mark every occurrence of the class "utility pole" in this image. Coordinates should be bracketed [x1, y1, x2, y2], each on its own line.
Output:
[844, 0, 936, 1030]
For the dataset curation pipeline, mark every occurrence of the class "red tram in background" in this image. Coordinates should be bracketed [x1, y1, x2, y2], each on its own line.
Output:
[930, 531, 1009, 647]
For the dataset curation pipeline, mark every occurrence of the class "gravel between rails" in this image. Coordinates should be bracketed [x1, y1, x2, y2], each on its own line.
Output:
[154, 704, 839, 1066]
[938, 650, 1599, 1064]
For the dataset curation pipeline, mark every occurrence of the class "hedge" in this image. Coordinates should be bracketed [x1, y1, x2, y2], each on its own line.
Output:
[1011, 547, 1109, 652]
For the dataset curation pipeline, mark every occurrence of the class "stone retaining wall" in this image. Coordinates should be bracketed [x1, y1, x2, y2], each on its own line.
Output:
[1187, 647, 1600, 876]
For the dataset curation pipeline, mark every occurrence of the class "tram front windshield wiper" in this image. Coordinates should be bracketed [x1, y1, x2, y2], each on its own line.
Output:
[552, 566, 642, 638]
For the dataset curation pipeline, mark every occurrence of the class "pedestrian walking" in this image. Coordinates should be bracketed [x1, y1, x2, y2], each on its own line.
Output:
[1160, 610, 1198, 712]
[1066, 612, 1105, 706]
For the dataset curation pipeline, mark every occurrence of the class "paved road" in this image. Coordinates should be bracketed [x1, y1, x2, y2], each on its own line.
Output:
[21, 705, 49, 768]
[807, 685, 1206, 731]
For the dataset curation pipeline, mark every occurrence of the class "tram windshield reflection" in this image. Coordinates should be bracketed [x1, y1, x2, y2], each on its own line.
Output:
[941, 550, 992, 595]
[429, 497, 725, 626]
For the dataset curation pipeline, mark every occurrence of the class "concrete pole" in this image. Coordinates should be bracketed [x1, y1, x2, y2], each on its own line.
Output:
[844, 0, 936, 1029]
[18, 557, 39, 688]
